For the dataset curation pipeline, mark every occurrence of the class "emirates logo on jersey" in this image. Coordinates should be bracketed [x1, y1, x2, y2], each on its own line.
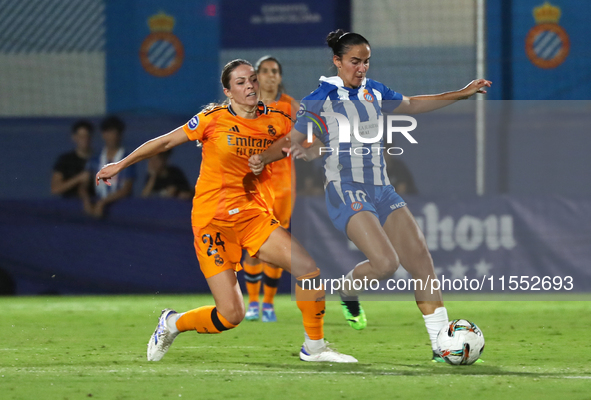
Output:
[226, 135, 274, 156]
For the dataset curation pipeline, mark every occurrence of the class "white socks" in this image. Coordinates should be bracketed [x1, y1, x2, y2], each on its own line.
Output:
[423, 307, 448, 350]
[341, 267, 364, 297]
[304, 332, 326, 353]
[166, 312, 182, 335]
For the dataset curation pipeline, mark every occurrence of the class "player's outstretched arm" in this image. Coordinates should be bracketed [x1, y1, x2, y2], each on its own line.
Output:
[248, 127, 323, 175]
[96, 127, 189, 186]
[394, 79, 492, 115]
[288, 129, 322, 162]
[248, 132, 292, 175]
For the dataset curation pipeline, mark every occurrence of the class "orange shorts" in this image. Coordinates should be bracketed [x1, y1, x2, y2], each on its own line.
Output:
[193, 210, 281, 279]
[273, 194, 292, 229]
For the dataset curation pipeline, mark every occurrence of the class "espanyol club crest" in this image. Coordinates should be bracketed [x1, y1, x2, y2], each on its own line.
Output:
[363, 89, 374, 103]
[140, 12, 185, 77]
[525, 2, 570, 69]
[351, 202, 364, 212]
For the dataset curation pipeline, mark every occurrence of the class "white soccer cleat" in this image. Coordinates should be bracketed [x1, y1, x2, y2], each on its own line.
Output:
[147, 308, 179, 361]
[299, 343, 358, 363]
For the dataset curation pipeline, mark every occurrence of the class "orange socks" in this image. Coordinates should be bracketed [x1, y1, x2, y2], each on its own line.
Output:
[245, 262, 283, 305]
[296, 269, 325, 340]
[243, 263, 263, 304]
[175, 306, 237, 334]
[263, 265, 282, 304]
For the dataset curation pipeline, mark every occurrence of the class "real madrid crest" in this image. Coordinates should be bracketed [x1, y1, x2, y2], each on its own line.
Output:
[140, 12, 185, 77]
[525, 2, 570, 69]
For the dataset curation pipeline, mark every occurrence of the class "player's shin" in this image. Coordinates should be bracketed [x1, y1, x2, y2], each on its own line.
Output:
[341, 261, 368, 298]
[263, 264, 282, 304]
[295, 269, 325, 351]
[422, 305, 449, 351]
[175, 305, 238, 334]
[243, 263, 263, 304]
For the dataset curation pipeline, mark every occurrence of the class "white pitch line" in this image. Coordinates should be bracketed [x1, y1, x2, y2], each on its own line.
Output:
[179, 346, 259, 349]
[544, 376, 591, 380]
[1, 367, 590, 379]
[190, 370, 591, 379]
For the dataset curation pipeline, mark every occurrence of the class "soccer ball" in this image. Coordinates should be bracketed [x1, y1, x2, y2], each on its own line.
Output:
[436, 319, 485, 365]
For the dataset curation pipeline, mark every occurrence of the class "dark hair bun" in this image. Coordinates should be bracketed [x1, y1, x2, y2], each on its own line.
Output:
[326, 29, 347, 49]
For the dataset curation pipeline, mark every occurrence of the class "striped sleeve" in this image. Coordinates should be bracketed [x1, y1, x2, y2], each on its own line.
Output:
[182, 108, 221, 142]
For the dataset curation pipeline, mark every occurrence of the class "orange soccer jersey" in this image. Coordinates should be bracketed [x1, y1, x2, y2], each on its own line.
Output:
[182, 102, 292, 229]
[267, 93, 296, 227]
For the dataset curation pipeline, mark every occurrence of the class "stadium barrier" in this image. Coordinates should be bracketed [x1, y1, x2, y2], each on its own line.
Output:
[292, 195, 591, 296]
[1, 195, 590, 295]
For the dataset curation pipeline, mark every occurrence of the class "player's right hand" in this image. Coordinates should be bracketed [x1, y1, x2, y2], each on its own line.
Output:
[248, 154, 265, 176]
[96, 163, 120, 186]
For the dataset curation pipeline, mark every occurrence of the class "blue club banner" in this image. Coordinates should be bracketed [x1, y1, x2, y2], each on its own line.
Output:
[487, 0, 591, 99]
[106, 0, 219, 115]
[220, 0, 350, 49]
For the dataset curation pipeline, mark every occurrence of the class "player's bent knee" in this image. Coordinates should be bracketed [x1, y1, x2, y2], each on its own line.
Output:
[292, 255, 317, 278]
[219, 308, 244, 327]
[243, 258, 261, 267]
[371, 255, 400, 280]
[217, 302, 245, 326]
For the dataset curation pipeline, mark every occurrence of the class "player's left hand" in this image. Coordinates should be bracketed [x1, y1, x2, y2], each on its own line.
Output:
[248, 154, 265, 176]
[459, 79, 492, 98]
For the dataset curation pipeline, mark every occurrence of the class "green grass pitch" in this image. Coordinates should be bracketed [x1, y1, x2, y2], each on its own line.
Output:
[1, 295, 591, 399]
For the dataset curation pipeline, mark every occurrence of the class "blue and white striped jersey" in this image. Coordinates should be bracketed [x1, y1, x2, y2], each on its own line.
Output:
[294, 76, 403, 186]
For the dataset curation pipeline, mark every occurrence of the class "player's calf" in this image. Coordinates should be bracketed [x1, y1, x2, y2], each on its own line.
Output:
[147, 306, 240, 362]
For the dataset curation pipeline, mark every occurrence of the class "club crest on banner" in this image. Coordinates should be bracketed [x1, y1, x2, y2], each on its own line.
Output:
[139, 12, 185, 77]
[525, 2, 570, 69]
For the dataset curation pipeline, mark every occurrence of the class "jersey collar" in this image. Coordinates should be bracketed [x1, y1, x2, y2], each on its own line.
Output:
[319, 75, 367, 91]
[227, 101, 268, 117]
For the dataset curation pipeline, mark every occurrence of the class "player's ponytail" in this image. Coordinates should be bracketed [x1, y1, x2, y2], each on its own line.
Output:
[326, 30, 370, 59]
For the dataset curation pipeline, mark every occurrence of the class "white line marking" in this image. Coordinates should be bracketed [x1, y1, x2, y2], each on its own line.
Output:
[1, 367, 590, 379]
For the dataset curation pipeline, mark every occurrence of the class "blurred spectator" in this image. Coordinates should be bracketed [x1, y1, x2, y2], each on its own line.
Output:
[141, 150, 192, 200]
[385, 144, 418, 195]
[295, 158, 324, 196]
[51, 120, 94, 198]
[0, 266, 16, 295]
[83, 116, 136, 218]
